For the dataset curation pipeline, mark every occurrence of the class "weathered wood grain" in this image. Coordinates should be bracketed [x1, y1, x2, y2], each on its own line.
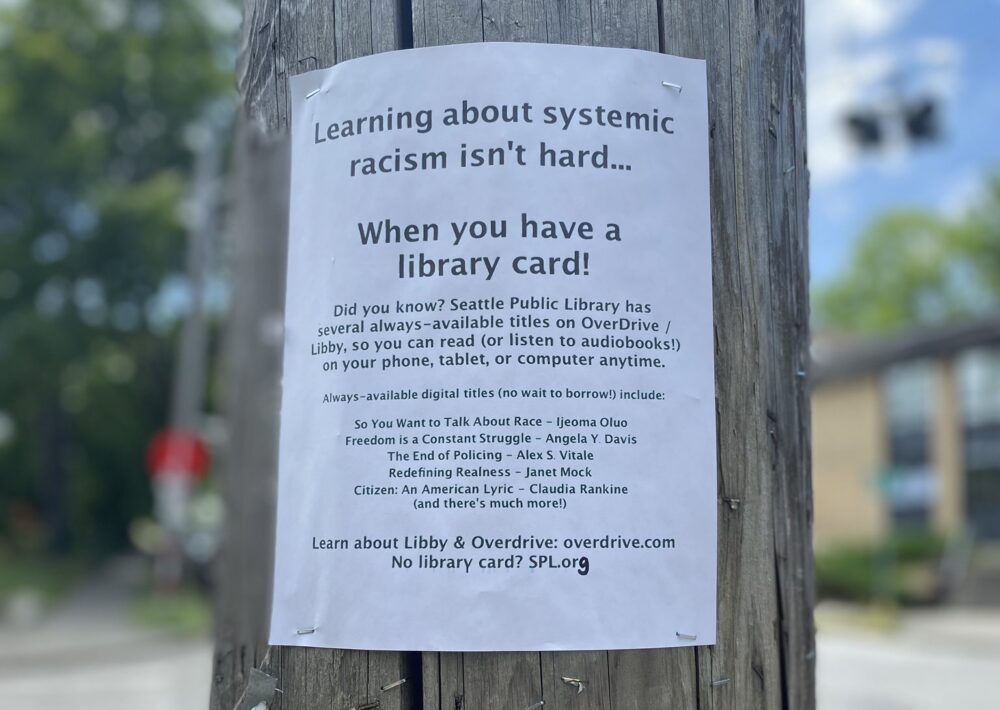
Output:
[209, 121, 288, 710]
[212, 3, 416, 709]
[218, 0, 813, 707]
[541, 651, 613, 710]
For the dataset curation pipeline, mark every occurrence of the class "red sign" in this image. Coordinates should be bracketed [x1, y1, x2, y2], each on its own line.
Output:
[146, 429, 210, 480]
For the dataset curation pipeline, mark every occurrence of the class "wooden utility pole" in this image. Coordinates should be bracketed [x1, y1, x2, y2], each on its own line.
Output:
[211, 1, 813, 709]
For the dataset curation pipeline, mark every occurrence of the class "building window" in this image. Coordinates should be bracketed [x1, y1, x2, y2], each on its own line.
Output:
[957, 348, 1000, 539]
[881, 361, 935, 530]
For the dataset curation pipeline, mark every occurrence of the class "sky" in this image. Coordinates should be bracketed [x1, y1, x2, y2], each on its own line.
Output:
[806, 0, 1000, 286]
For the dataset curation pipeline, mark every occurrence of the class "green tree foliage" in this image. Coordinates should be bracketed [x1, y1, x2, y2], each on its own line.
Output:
[0, 0, 234, 553]
[814, 174, 1000, 334]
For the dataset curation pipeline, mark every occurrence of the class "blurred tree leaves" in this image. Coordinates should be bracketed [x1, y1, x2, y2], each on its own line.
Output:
[0, 0, 235, 553]
[814, 174, 1000, 334]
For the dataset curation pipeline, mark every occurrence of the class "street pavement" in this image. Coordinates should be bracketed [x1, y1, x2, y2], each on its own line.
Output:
[817, 605, 1000, 710]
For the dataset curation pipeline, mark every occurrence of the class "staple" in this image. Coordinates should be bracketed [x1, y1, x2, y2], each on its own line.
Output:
[784, 165, 796, 174]
[305, 88, 321, 99]
[526, 702, 545, 710]
[381, 678, 407, 692]
[357, 702, 380, 710]
[561, 676, 586, 695]
[723, 497, 741, 511]
[296, 626, 317, 635]
[711, 677, 731, 688]
[796, 369, 807, 377]
[676, 631, 697, 640]
[661, 81, 683, 93]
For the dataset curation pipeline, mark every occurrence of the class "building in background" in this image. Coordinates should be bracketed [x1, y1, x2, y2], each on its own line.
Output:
[812, 318, 1000, 549]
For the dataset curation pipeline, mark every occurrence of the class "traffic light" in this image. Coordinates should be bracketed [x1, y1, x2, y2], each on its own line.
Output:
[904, 98, 939, 142]
[843, 96, 941, 150]
[845, 110, 883, 148]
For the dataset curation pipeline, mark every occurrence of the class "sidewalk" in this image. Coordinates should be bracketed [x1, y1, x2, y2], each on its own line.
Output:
[0, 556, 212, 710]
